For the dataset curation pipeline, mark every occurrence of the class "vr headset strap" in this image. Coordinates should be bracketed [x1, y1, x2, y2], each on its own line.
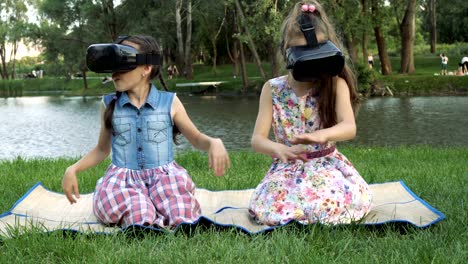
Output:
[136, 54, 162, 66]
[114, 36, 162, 66]
[300, 14, 318, 48]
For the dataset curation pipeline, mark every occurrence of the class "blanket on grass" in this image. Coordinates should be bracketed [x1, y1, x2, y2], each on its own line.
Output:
[0, 181, 444, 237]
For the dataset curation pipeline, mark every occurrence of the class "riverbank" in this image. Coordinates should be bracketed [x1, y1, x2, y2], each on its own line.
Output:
[2, 60, 468, 97]
[0, 147, 466, 262]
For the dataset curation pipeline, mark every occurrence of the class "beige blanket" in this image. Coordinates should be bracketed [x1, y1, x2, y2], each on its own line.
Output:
[0, 181, 444, 237]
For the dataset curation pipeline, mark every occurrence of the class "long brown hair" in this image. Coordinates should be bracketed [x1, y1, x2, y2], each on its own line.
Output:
[280, 1, 360, 129]
[103, 35, 181, 143]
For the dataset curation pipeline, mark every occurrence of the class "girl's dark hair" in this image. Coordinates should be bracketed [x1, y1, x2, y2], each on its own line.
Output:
[104, 35, 181, 143]
[280, 1, 360, 129]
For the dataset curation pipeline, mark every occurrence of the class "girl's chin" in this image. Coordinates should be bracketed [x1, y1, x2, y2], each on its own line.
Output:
[113, 83, 125, 91]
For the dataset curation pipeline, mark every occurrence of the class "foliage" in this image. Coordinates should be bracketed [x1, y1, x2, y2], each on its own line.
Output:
[354, 62, 376, 93]
[0, 0, 33, 79]
[241, 0, 292, 57]
[0, 0, 467, 81]
[434, 0, 468, 43]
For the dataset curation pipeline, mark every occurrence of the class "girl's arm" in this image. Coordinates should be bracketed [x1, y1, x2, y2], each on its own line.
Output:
[62, 102, 111, 203]
[251, 82, 307, 163]
[171, 95, 230, 176]
[290, 77, 356, 145]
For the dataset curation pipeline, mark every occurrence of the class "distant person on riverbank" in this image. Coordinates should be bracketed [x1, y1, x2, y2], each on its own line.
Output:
[101, 76, 113, 84]
[62, 35, 230, 229]
[460, 56, 468, 74]
[440, 54, 448, 75]
[248, 1, 372, 227]
[456, 66, 464, 76]
[368, 53, 374, 69]
[167, 64, 179, 79]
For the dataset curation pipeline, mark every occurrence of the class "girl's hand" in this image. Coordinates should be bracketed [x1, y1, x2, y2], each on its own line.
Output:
[208, 138, 231, 176]
[289, 131, 328, 145]
[272, 144, 308, 163]
[62, 166, 80, 204]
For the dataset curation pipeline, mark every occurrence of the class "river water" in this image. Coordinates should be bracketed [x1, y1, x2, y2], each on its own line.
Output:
[0, 95, 467, 160]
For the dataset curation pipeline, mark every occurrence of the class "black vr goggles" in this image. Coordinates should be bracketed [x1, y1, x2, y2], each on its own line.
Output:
[285, 14, 345, 82]
[86, 36, 161, 73]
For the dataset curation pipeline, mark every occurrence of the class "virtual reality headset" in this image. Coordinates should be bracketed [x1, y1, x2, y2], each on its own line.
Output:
[86, 43, 161, 73]
[285, 13, 345, 82]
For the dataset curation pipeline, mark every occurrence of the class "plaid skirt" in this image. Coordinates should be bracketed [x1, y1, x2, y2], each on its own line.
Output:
[93, 161, 201, 228]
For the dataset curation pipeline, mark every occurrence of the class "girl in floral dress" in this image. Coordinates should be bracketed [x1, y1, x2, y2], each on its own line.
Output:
[249, 1, 372, 226]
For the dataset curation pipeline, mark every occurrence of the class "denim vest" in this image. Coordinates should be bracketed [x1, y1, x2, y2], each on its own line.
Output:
[103, 84, 174, 170]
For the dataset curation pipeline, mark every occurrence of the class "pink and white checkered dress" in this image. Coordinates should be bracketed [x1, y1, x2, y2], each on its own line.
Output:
[93, 161, 201, 228]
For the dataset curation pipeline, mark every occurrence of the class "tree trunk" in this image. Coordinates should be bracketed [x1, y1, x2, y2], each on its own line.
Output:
[361, 0, 369, 64]
[371, 0, 392, 75]
[184, 0, 193, 80]
[211, 7, 227, 77]
[344, 33, 359, 65]
[362, 32, 368, 65]
[399, 0, 416, 73]
[234, 13, 248, 91]
[212, 39, 218, 77]
[10, 41, 18, 79]
[232, 40, 240, 78]
[234, 0, 266, 81]
[374, 26, 392, 75]
[239, 40, 249, 92]
[0, 43, 9, 80]
[101, 0, 118, 40]
[175, 0, 184, 70]
[226, 33, 240, 78]
[429, 0, 436, 54]
[81, 67, 88, 91]
[268, 42, 279, 78]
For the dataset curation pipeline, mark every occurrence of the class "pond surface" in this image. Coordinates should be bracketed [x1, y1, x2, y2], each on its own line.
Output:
[0, 95, 467, 160]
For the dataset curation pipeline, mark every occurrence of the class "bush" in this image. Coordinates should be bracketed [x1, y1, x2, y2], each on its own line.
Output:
[354, 63, 376, 94]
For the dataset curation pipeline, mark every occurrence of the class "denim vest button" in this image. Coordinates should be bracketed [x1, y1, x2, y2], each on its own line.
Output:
[137, 111, 140, 116]
[138, 147, 142, 152]
[137, 128, 142, 132]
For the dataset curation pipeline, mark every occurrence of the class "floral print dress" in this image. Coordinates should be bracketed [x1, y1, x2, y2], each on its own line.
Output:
[249, 76, 373, 226]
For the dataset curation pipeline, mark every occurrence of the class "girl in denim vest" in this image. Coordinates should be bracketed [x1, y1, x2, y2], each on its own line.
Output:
[62, 35, 230, 228]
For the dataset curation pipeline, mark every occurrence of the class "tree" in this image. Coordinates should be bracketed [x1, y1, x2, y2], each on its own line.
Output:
[0, 0, 31, 79]
[232, 8, 249, 90]
[174, 0, 194, 79]
[224, 8, 240, 79]
[175, 0, 184, 70]
[327, 0, 364, 65]
[361, 0, 370, 64]
[392, 0, 417, 73]
[234, 0, 267, 82]
[242, 0, 291, 78]
[427, 0, 436, 53]
[371, 0, 392, 75]
[434, 0, 468, 43]
[98, 0, 119, 40]
[184, 0, 193, 79]
[195, 0, 227, 76]
[34, 0, 130, 87]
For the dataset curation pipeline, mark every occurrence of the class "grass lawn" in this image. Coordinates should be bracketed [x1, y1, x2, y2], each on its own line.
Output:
[0, 147, 466, 263]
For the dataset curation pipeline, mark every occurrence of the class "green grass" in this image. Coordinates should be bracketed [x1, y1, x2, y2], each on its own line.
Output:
[1, 147, 467, 263]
